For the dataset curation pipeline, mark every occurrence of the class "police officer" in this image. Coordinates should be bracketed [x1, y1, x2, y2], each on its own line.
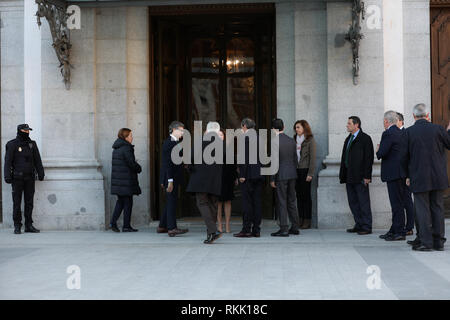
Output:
[4, 124, 45, 234]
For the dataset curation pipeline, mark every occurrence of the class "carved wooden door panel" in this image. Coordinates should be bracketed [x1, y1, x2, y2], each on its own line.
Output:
[431, 7, 450, 215]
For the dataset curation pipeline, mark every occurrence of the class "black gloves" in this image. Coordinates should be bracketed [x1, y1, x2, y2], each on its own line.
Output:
[5, 178, 12, 184]
[38, 176, 44, 181]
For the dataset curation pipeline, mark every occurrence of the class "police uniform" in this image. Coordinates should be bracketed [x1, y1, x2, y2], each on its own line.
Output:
[4, 124, 44, 234]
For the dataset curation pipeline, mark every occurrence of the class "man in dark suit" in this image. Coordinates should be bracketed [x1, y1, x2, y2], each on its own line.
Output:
[396, 112, 415, 237]
[270, 118, 300, 237]
[186, 122, 223, 244]
[234, 118, 264, 238]
[376, 111, 407, 241]
[158, 121, 188, 237]
[405, 104, 450, 251]
[339, 116, 374, 235]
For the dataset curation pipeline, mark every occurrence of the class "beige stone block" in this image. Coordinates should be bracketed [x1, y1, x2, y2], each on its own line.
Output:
[127, 40, 148, 65]
[96, 63, 127, 89]
[126, 63, 148, 89]
[96, 39, 127, 64]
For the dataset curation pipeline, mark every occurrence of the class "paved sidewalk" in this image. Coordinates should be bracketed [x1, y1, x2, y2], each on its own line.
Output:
[1, 220, 450, 300]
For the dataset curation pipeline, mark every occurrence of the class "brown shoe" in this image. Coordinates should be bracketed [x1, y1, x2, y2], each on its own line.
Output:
[168, 228, 189, 237]
[157, 227, 168, 233]
[405, 230, 414, 236]
[300, 219, 311, 229]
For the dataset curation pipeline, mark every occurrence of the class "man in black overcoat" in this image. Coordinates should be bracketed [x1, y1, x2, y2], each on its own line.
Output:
[405, 104, 450, 251]
[339, 116, 374, 235]
[234, 118, 264, 238]
[186, 122, 223, 244]
[158, 121, 189, 237]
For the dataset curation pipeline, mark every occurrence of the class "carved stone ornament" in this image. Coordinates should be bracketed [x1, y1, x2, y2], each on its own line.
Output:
[345, 0, 365, 85]
[35, 0, 73, 89]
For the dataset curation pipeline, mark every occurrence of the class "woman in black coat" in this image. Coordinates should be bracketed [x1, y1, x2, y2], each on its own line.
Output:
[110, 128, 142, 232]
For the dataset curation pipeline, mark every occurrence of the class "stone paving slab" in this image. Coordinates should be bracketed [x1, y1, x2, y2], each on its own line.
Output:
[0, 220, 449, 300]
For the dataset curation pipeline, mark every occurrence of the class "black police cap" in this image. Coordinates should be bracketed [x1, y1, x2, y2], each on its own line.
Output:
[17, 124, 33, 131]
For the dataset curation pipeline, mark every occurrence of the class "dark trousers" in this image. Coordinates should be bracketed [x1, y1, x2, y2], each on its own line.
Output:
[414, 190, 445, 248]
[276, 179, 300, 232]
[196, 193, 218, 234]
[295, 168, 312, 221]
[386, 179, 406, 236]
[346, 182, 372, 231]
[403, 184, 415, 232]
[159, 182, 178, 230]
[12, 178, 35, 228]
[110, 195, 133, 228]
[240, 179, 263, 233]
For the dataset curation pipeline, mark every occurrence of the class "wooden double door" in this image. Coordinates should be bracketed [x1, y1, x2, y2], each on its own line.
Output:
[149, 8, 276, 219]
[431, 6, 450, 216]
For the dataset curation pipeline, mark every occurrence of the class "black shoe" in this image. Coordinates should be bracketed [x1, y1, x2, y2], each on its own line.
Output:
[346, 227, 361, 233]
[357, 230, 372, 235]
[122, 227, 138, 232]
[204, 232, 222, 244]
[24, 225, 40, 233]
[288, 229, 300, 235]
[252, 232, 261, 238]
[110, 225, 120, 232]
[233, 231, 252, 238]
[407, 238, 421, 246]
[14, 226, 21, 234]
[412, 244, 433, 252]
[379, 232, 393, 239]
[271, 230, 289, 237]
[384, 234, 406, 241]
[433, 245, 444, 251]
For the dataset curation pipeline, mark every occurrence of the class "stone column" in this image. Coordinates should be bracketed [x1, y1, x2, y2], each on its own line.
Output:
[317, 0, 390, 229]
[37, 7, 105, 230]
[276, 1, 296, 131]
[402, 0, 430, 125]
[294, 1, 328, 227]
[24, 0, 41, 147]
[0, 0, 25, 227]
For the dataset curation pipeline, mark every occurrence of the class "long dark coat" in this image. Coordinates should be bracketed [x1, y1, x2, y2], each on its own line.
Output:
[111, 138, 142, 196]
[186, 140, 223, 196]
[339, 130, 374, 184]
[406, 119, 450, 193]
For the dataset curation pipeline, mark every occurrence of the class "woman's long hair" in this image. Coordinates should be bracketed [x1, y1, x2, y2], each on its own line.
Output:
[293, 120, 313, 140]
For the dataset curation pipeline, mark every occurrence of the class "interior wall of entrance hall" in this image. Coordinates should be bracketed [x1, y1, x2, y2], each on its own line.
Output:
[0, 0, 432, 230]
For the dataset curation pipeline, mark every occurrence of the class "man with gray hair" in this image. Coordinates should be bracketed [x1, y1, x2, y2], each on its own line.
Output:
[406, 103, 450, 251]
[186, 121, 224, 244]
[376, 111, 407, 241]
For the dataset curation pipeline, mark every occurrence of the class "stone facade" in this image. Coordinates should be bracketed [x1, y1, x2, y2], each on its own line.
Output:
[0, 0, 432, 229]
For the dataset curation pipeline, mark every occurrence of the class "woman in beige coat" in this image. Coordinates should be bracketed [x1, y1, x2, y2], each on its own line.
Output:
[293, 120, 316, 229]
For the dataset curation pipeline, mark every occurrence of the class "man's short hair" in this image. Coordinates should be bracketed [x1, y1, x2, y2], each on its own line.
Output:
[241, 118, 256, 129]
[384, 110, 399, 125]
[396, 112, 404, 122]
[169, 121, 184, 134]
[271, 118, 284, 131]
[348, 116, 362, 129]
[413, 103, 427, 118]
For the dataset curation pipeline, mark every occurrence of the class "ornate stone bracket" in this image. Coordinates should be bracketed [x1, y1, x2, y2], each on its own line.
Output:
[35, 0, 73, 89]
[345, 0, 365, 85]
